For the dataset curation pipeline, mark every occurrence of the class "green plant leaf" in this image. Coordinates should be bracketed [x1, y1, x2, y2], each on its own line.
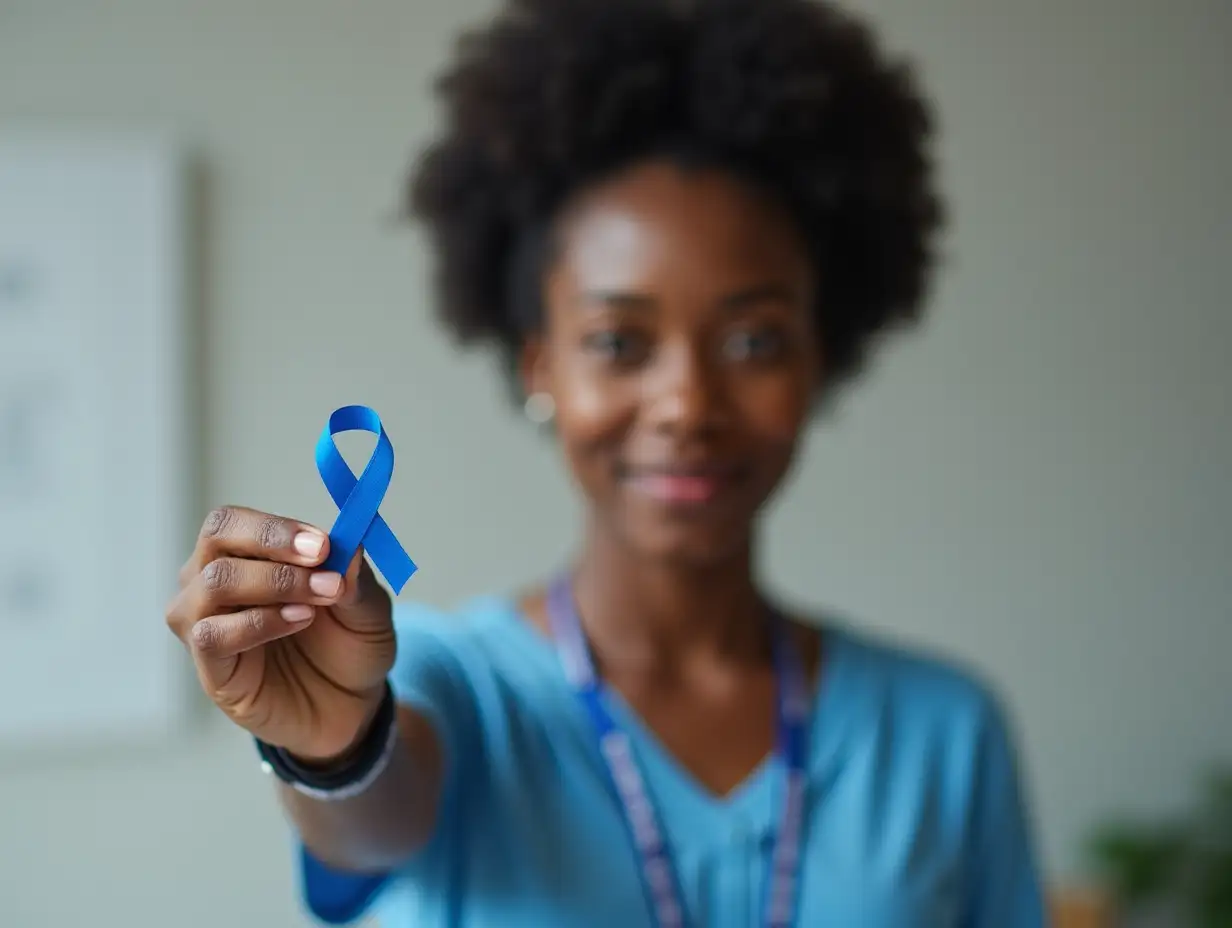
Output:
[1087, 825, 1188, 904]
[1191, 846, 1232, 926]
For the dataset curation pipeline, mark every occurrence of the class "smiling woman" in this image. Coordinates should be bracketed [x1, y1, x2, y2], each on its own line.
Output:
[165, 1, 1046, 926]
[525, 163, 821, 569]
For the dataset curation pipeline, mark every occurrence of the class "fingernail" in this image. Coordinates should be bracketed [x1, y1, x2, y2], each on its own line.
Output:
[294, 531, 325, 558]
[309, 571, 342, 597]
[281, 604, 314, 623]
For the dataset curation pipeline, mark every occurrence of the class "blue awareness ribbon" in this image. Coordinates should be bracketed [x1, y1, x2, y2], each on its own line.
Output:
[315, 405, 417, 594]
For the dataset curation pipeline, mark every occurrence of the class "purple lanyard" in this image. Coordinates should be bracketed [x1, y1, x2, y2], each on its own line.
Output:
[546, 577, 810, 928]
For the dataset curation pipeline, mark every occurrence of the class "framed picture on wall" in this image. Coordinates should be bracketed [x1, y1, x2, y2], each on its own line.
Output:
[0, 131, 194, 750]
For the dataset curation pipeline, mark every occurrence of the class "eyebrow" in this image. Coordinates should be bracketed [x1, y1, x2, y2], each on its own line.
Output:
[577, 283, 799, 314]
[718, 284, 799, 310]
[577, 290, 658, 312]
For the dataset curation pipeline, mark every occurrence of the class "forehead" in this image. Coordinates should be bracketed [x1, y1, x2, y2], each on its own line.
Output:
[551, 161, 811, 295]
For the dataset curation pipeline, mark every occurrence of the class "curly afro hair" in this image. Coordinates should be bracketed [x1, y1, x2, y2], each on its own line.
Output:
[408, 0, 944, 401]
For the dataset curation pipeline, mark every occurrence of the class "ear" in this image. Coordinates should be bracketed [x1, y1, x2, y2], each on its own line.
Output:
[518, 335, 549, 400]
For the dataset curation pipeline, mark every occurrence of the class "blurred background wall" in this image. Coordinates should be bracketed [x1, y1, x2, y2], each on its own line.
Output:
[1, 1, 1229, 925]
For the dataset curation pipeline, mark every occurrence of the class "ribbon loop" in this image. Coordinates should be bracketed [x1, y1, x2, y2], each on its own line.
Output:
[315, 405, 417, 594]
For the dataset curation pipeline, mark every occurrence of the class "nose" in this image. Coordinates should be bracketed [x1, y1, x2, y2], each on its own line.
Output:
[646, 340, 729, 436]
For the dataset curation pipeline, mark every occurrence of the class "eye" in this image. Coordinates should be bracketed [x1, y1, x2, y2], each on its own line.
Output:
[722, 327, 786, 363]
[581, 328, 651, 366]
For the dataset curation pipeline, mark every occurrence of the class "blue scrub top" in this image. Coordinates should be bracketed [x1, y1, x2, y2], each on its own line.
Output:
[297, 597, 1046, 927]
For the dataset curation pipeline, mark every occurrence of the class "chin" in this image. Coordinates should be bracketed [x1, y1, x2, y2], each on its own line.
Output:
[625, 518, 753, 570]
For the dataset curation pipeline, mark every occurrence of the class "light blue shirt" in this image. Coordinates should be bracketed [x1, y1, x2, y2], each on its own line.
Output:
[297, 596, 1046, 926]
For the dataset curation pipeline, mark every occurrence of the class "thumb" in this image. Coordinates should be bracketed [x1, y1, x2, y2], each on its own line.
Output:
[333, 546, 388, 619]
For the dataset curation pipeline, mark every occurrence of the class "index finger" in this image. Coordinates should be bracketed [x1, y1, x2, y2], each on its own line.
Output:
[195, 505, 330, 568]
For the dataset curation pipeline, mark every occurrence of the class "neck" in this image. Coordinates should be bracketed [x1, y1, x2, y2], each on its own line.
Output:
[569, 518, 772, 678]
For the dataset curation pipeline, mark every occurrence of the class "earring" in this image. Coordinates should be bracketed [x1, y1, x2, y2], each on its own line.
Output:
[524, 392, 555, 424]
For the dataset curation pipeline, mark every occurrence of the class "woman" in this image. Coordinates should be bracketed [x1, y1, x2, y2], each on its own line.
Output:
[166, 0, 1046, 924]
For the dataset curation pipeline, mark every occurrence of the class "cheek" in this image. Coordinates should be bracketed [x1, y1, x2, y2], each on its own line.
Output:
[735, 376, 814, 451]
[556, 376, 618, 431]
[552, 370, 638, 479]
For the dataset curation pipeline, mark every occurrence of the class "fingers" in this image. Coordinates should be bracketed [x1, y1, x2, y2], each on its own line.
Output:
[188, 557, 344, 615]
[171, 506, 338, 628]
[189, 605, 316, 688]
[192, 604, 315, 659]
[194, 505, 330, 571]
[166, 555, 343, 643]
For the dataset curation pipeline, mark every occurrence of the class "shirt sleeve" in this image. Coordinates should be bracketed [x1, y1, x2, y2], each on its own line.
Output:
[960, 692, 1048, 928]
[299, 601, 482, 925]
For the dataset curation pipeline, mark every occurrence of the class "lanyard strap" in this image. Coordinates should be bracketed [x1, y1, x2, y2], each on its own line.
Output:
[546, 576, 809, 928]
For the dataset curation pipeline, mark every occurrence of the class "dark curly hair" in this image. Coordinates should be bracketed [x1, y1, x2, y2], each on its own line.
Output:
[407, 0, 944, 401]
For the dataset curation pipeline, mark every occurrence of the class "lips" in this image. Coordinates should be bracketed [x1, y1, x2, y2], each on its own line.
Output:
[621, 462, 744, 506]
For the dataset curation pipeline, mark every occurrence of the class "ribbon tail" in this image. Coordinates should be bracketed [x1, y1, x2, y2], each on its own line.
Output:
[362, 514, 417, 594]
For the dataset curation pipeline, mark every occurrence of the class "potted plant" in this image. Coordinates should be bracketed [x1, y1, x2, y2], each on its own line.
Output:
[1086, 767, 1232, 927]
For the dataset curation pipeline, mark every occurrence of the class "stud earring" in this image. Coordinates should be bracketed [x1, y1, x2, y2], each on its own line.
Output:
[523, 392, 555, 424]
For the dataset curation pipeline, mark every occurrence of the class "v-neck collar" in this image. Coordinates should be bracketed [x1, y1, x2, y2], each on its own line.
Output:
[599, 683, 782, 849]
[483, 595, 862, 851]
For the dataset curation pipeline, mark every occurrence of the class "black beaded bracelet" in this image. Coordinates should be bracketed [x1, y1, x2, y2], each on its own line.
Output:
[255, 681, 398, 801]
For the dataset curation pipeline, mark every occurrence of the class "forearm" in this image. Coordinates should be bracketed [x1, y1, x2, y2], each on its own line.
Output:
[277, 706, 446, 873]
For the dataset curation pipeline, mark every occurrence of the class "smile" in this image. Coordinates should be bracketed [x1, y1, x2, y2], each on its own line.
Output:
[620, 464, 745, 506]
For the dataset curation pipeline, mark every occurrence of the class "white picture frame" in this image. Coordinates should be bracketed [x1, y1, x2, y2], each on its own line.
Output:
[0, 131, 193, 749]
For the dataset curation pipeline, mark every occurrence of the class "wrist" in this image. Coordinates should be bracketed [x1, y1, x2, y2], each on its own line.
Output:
[257, 682, 400, 801]
[288, 685, 390, 768]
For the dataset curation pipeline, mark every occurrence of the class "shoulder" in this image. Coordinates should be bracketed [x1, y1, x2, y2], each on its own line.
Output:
[390, 594, 514, 655]
[387, 594, 557, 706]
[825, 619, 1020, 762]
[385, 594, 563, 778]
[818, 621, 1036, 858]
[820, 623, 1045, 916]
